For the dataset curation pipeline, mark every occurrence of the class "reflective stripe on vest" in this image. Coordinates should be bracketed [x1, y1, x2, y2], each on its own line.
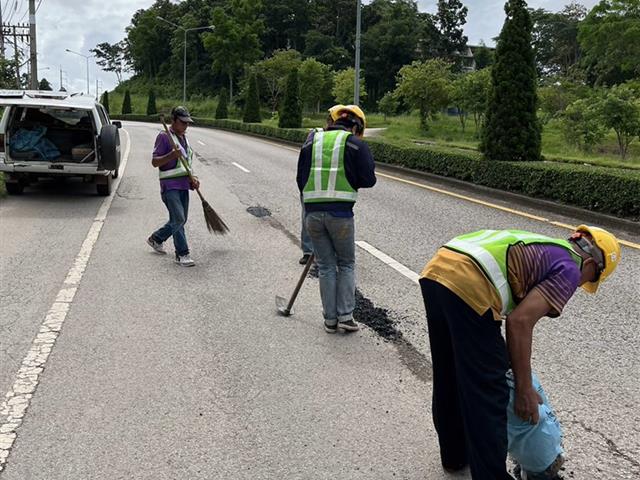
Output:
[444, 229, 582, 315]
[303, 130, 356, 203]
[158, 132, 193, 180]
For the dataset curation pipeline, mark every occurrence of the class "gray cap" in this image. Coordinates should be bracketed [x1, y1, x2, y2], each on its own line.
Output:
[172, 106, 194, 123]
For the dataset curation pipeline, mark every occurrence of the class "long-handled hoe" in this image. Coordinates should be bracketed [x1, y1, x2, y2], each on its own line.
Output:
[276, 254, 315, 317]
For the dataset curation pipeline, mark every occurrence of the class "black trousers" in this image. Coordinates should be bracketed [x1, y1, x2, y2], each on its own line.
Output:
[420, 278, 514, 480]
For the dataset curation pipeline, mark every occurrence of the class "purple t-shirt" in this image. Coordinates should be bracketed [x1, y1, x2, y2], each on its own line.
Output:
[153, 131, 191, 192]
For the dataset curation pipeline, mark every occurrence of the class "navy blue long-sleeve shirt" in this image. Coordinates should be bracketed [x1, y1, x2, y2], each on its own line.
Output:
[296, 126, 376, 216]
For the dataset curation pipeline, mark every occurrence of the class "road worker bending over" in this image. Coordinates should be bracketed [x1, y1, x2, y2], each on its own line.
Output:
[419, 226, 620, 479]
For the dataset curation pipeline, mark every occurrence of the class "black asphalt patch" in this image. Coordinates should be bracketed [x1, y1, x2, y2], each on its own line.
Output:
[354, 290, 432, 383]
[247, 205, 272, 217]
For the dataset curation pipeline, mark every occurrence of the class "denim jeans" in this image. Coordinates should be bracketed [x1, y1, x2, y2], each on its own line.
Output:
[300, 195, 313, 255]
[305, 211, 355, 325]
[151, 189, 190, 256]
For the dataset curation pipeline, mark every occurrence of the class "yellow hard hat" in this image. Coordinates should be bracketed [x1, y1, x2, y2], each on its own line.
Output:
[328, 104, 346, 121]
[574, 225, 621, 293]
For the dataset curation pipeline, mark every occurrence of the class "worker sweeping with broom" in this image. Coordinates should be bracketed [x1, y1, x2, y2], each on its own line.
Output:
[147, 106, 228, 266]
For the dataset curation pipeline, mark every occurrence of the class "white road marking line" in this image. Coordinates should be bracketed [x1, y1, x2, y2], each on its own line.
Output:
[0, 129, 132, 473]
[356, 241, 420, 285]
[197, 140, 206, 146]
[232, 162, 250, 173]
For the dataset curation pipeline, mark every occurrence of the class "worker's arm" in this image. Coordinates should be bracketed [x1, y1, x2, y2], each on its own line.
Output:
[151, 149, 180, 168]
[506, 288, 551, 423]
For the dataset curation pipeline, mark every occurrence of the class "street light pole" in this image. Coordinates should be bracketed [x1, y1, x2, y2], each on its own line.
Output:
[354, 0, 362, 106]
[65, 49, 94, 95]
[158, 16, 214, 105]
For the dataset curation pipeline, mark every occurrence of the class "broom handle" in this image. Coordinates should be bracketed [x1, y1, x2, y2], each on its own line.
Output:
[160, 116, 205, 202]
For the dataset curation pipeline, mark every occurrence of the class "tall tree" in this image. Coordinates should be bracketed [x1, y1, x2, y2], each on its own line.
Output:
[147, 89, 157, 115]
[332, 68, 367, 105]
[101, 91, 110, 114]
[598, 85, 640, 159]
[38, 78, 53, 91]
[261, 0, 311, 54]
[0, 58, 18, 89]
[578, 0, 640, 85]
[362, 0, 423, 105]
[243, 72, 262, 123]
[394, 59, 452, 130]
[203, 0, 264, 100]
[255, 49, 302, 112]
[122, 90, 133, 115]
[481, 0, 541, 162]
[279, 68, 302, 128]
[298, 58, 333, 112]
[216, 87, 229, 119]
[436, 0, 468, 60]
[91, 41, 131, 84]
[303, 31, 351, 70]
[530, 3, 586, 78]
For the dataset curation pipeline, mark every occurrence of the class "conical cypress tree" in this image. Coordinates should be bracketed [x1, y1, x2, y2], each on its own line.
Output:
[279, 69, 302, 129]
[146, 89, 157, 115]
[480, 0, 541, 161]
[101, 91, 110, 114]
[122, 90, 132, 115]
[216, 87, 229, 119]
[243, 73, 261, 123]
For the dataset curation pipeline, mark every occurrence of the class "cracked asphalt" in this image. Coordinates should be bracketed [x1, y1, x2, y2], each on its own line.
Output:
[0, 121, 638, 478]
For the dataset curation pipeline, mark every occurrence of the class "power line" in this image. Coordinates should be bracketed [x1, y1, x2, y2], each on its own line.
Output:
[36, 0, 42, 13]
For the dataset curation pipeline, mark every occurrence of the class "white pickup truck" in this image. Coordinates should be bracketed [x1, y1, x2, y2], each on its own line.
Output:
[0, 90, 121, 195]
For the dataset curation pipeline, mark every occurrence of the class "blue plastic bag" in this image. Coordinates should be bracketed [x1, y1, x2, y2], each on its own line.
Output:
[506, 370, 563, 475]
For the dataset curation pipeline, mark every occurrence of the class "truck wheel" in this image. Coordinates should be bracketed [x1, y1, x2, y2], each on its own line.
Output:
[96, 174, 112, 196]
[98, 124, 121, 172]
[5, 182, 24, 195]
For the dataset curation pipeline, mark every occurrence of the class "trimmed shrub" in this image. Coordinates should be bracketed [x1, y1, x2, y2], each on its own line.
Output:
[100, 91, 110, 114]
[243, 73, 261, 123]
[279, 69, 302, 128]
[109, 114, 640, 220]
[146, 89, 157, 115]
[122, 90, 132, 115]
[216, 87, 229, 119]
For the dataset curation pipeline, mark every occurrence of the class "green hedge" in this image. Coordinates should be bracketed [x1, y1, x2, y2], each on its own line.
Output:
[112, 115, 640, 220]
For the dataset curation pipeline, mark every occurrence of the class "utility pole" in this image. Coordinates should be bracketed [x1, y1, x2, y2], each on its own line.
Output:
[29, 0, 38, 89]
[0, 1, 5, 58]
[354, 0, 361, 106]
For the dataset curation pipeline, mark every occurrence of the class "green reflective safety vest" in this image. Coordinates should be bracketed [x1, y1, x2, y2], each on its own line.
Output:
[303, 129, 357, 204]
[444, 229, 582, 316]
[158, 132, 193, 180]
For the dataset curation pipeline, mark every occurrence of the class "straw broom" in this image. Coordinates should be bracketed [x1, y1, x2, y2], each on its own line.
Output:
[160, 116, 229, 235]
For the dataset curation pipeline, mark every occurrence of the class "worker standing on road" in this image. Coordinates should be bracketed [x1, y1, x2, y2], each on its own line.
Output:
[298, 105, 344, 265]
[146, 106, 200, 267]
[297, 105, 376, 333]
[419, 226, 620, 479]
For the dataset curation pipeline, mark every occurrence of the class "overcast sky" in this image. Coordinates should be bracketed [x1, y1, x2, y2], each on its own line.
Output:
[6, 0, 600, 95]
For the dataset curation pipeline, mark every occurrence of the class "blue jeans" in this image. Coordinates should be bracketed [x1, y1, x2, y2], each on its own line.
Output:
[300, 195, 313, 255]
[305, 212, 355, 325]
[151, 189, 190, 256]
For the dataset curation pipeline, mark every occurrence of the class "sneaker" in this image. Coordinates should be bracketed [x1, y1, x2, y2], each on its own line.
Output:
[147, 236, 166, 254]
[324, 320, 337, 334]
[338, 319, 359, 332]
[175, 254, 195, 267]
[299, 253, 312, 265]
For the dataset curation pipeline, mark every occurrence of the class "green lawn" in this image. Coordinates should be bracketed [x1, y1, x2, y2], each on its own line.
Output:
[380, 113, 640, 170]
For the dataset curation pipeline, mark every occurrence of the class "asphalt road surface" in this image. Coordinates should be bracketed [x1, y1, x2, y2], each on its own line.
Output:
[0, 122, 638, 479]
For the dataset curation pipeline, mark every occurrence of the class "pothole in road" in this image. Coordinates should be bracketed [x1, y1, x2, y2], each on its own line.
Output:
[354, 290, 432, 383]
[247, 205, 272, 217]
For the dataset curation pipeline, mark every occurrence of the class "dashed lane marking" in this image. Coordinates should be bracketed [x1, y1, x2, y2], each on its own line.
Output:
[356, 241, 420, 284]
[197, 140, 206, 146]
[232, 162, 251, 173]
[0, 129, 133, 473]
